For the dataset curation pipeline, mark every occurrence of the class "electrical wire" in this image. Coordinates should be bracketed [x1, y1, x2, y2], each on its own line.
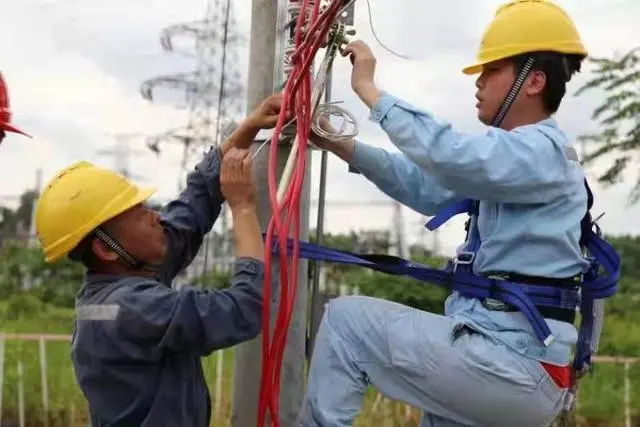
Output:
[201, 0, 232, 281]
[257, 1, 345, 425]
[364, 0, 411, 60]
[311, 101, 358, 142]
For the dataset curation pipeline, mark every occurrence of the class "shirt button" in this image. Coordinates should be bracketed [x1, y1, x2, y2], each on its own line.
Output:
[515, 339, 526, 348]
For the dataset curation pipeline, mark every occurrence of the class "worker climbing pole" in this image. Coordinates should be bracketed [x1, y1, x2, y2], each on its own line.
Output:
[242, 0, 622, 426]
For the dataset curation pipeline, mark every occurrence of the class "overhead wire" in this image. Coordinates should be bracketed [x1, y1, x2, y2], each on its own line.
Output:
[363, 0, 410, 60]
[201, 0, 232, 283]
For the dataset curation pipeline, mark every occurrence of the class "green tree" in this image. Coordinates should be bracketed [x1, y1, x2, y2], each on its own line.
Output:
[575, 47, 640, 201]
[308, 229, 450, 311]
[0, 243, 85, 307]
[0, 189, 38, 247]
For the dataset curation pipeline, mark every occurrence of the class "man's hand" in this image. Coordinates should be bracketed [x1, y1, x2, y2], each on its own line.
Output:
[310, 115, 356, 162]
[220, 93, 290, 156]
[221, 148, 264, 262]
[341, 40, 382, 108]
[245, 93, 290, 130]
[221, 148, 257, 210]
[220, 93, 288, 157]
[309, 115, 335, 151]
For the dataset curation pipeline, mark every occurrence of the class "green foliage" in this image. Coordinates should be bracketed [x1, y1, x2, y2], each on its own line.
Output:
[606, 234, 640, 278]
[575, 47, 640, 202]
[310, 229, 447, 311]
[0, 190, 37, 242]
[0, 301, 639, 426]
[191, 269, 233, 289]
[5, 292, 46, 320]
[0, 228, 639, 425]
[0, 242, 85, 308]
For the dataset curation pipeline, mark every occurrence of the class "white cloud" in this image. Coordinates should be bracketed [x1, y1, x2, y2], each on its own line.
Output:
[0, 0, 638, 258]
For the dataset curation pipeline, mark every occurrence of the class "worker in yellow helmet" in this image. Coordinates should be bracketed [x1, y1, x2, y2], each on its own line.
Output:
[302, 1, 600, 426]
[35, 93, 286, 427]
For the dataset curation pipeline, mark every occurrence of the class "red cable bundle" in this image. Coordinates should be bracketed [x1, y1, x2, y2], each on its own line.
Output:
[258, 1, 343, 426]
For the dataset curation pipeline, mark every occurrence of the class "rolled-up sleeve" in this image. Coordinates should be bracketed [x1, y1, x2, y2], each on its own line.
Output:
[349, 141, 461, 216]
[369, 92, 578, 204]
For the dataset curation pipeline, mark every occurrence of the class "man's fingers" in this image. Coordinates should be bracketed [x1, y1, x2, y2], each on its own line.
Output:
[340, 46, 355, 64]
[221, 147, 236, 177]
[228, 149, 250, 178]
[232, 149, 248, 177]
[242, 154, 253, 177]
[269, 92, 283, 105]
[223, 147, 242, 180]
[239, 149, 251, 167]
[241, 149, 252, 164]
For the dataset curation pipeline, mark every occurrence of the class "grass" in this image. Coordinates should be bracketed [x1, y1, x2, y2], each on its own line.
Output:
[1, 300, 639, 426]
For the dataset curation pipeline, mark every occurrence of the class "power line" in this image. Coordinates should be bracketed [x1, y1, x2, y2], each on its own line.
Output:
[140, 0, 244, 189]
[96, 133, 148, 180]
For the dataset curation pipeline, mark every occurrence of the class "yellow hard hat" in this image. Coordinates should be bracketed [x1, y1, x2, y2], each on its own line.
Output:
[35, 161, 155, 263]
[463, 0, 587, 75]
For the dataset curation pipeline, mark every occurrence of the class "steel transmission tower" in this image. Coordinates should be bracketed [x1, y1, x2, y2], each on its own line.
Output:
[140, 0, 245, 280]
[141, 0, 244, 184]
[96, 132, 147, 180]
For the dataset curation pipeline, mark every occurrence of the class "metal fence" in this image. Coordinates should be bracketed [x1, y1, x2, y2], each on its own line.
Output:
[0, 333, 637, 427]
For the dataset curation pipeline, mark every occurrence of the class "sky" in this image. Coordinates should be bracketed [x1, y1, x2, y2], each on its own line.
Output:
[0, 0, 638, 257]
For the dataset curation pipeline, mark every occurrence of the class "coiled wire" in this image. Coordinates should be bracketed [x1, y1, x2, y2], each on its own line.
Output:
[311, 101, 358, 142]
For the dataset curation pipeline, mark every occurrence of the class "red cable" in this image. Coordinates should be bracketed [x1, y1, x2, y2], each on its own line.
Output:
[258, 1, 343, 425]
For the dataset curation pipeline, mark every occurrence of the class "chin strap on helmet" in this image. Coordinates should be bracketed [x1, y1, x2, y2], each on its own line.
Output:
[94, 227, 163, 273]
[491, 56, 537, 128]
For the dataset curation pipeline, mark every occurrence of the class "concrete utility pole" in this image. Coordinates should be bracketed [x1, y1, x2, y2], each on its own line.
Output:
[231, 0, 311, 425]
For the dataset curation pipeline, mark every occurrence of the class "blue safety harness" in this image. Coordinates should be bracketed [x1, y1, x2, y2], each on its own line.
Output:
[273, 179, 620, 374]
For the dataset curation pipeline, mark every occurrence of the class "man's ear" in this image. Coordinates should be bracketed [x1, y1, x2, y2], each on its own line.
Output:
[524, 70, 546, 97]
[91, 238, 119, 262]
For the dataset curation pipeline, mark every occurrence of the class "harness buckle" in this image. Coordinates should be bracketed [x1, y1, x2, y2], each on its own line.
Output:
[452, 251, 475, 273]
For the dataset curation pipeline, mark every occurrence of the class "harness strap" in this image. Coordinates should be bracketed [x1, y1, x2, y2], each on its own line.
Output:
[273, 179, 619, 369]
[270, 226, 618, 344]
[422, 180, 619, 370]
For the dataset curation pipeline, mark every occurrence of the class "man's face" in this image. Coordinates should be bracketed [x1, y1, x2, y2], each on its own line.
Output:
[103, 203, 167, 266]
[474, 59, 517, 126]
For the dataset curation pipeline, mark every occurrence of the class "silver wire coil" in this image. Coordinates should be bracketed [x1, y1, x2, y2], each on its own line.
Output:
[311, 101, 358, 143]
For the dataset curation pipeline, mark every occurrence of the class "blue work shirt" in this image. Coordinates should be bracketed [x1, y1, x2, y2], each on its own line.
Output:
[71, 147, 264, 427]
[349, 92, 589, 366]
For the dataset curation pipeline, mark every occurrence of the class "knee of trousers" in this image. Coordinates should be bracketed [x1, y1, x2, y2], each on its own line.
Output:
[324, 295, 373, 328]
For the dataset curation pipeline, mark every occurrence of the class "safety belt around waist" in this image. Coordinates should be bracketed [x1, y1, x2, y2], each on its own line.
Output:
[270, 226, 619, 349]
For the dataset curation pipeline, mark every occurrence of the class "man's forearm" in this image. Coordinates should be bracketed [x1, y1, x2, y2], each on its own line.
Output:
[159, 148, 225, 281]
[327, 138, 356, 163]
[220, 121, 260, 156]
[230, 206, 264, 261]
[355, 83, 383, 109]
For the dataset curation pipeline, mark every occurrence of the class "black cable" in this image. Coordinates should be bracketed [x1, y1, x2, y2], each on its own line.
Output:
[307, 68, 332, 363]
[364, 0, 410, 60]
[201, 0, 232, 282]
